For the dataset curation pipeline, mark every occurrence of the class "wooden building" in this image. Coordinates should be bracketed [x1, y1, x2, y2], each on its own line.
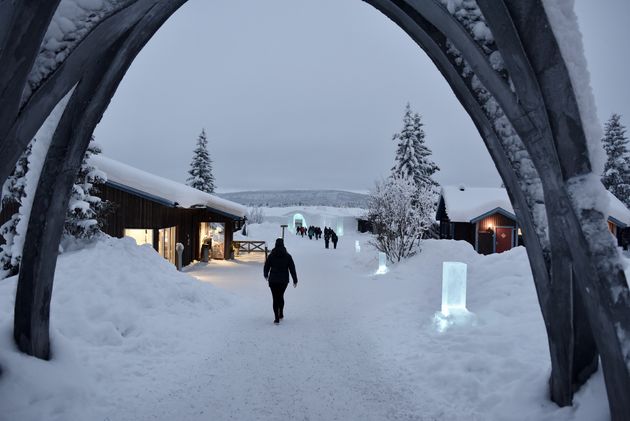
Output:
[606, 192, 630, 249]
[90, 155, 246, 267]
[436, 186, 520, 255]
[437, 185, 630, 254]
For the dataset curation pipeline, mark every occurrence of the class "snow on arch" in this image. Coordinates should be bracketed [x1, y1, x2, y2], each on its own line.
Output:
[291, 213, 307, 232]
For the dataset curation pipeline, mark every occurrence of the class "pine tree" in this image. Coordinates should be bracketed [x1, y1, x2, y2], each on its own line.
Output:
[601, 113, 630, 206]
[187, 129, 216, 193]
[64, 137, 110, 239]
[391, 103, 440, 191]
[0, 143, 32, 278]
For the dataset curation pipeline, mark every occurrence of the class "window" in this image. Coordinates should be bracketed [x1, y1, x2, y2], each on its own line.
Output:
[158, 226, 177, 264]
[199, 222, 225, 259]
[124, 229, 154, 246]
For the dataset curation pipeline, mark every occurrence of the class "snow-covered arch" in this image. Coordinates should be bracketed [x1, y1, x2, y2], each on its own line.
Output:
[291, 213, 307, 232]
[1, 1, 629, 417]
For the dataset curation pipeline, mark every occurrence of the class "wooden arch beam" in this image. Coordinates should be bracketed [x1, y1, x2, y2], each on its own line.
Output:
[366, 0, 594, 407]
[6, 1, 629, 417]
[14, 0, 187, 359]
[0, 0, 158, 194]
[477, 2, 630, 418]
[0, 1, 61, 178]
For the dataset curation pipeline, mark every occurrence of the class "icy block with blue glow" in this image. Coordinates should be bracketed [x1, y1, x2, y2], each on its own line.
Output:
[433, 261, 476, 332]
[441, 261, 467, 316]
[355, 240, 361, 253]
[337, 220, 344, 236]
[375, 252, 388, 274]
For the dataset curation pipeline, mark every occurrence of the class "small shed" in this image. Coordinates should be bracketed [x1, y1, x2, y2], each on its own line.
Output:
[91, 156, 246, 266]
[436, 186, 520, 255]
[606, 192, 630, 249]
[437, 186, 630, 254]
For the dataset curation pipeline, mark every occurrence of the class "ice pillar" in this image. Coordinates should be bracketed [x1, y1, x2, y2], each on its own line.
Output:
[433, 261, 475, 332]
[376, 252, 388, 274]
[441, 262, 467, 316]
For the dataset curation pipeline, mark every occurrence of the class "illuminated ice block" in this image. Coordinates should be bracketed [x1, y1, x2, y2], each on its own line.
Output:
[337, 220, 344, 236]
[375, 252, 388, 274]
[441, 262, 467, 316]
[433, 261, 475, 332]
[355, 240, 361, 253]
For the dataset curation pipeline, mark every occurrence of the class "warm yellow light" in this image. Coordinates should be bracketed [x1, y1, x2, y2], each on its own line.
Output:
[518, 228, 522, 236]
[124, 228, 153, 246]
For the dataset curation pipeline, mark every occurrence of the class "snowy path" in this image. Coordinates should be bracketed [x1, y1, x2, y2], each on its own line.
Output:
[122, 237, 436, 421]
[2, 229, 606, 420]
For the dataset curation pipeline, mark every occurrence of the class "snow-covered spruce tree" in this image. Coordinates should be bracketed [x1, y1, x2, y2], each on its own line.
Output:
[391, 103, 439, 191]
[187, 129, 215, 193]
[0, 143, 33, 278]
[601, 113, 630, 206]
[366, 174, 435, 263]
[64, 137, 109, 240]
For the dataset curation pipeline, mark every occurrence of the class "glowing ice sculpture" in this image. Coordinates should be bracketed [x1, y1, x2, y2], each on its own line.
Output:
[433, 261, 476, 332]
[355, 240, 361, 253]
[441, 262, 467, 315]
[375, 252, 388, 274]
[337, 220, 344, 236]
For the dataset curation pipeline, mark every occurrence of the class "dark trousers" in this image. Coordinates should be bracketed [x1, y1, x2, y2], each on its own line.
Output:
[333, 241, 337, 249]
[269, 282, 288, 319]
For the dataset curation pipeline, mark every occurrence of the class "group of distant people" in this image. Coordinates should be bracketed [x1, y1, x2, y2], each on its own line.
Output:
[296, 225, 321, 239]
[295, 225, 338, 249]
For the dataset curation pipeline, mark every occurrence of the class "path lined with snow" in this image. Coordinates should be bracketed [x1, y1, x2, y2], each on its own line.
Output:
[125, 236, 435, 420]
[0, 227, 609, 421]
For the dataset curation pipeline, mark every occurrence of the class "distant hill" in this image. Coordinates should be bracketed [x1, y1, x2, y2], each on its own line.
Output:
[218, 190, 369, 208]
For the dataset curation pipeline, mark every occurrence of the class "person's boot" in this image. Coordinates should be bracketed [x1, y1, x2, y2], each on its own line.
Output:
[274, 309, 280, 324]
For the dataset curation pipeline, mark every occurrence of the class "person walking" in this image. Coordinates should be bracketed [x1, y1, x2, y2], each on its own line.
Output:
[263, 238, 298, 324]
[331, 231, 338, 249]
[324, 227, 330, 249]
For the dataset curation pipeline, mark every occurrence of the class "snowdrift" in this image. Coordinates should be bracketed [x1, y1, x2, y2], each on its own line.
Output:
[0, 237, 233, 421]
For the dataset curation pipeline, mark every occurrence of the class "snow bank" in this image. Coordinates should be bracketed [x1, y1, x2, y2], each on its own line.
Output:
[0, 236, 233, 421]
[234, 221, 297, 247]
[349, 238, 608, 420]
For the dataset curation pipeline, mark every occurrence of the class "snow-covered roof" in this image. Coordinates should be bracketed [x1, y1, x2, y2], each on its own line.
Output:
[90, 155, 246, 218]
[607, 192, 630, 228]
[439, 185, 630, 229]
[438, 186, 515, 223]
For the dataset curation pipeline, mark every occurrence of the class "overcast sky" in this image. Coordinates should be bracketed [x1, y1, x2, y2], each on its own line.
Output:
[94, 0, 630, 193]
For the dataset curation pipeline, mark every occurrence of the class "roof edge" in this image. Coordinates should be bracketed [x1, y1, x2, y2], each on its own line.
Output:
[469, 207, 517, 224]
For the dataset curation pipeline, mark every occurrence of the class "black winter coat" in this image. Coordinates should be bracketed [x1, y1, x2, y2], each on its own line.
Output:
[264, 247, 298, 284]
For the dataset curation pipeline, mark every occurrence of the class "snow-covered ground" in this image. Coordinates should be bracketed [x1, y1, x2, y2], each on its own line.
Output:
[0, 224, 609, 420]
